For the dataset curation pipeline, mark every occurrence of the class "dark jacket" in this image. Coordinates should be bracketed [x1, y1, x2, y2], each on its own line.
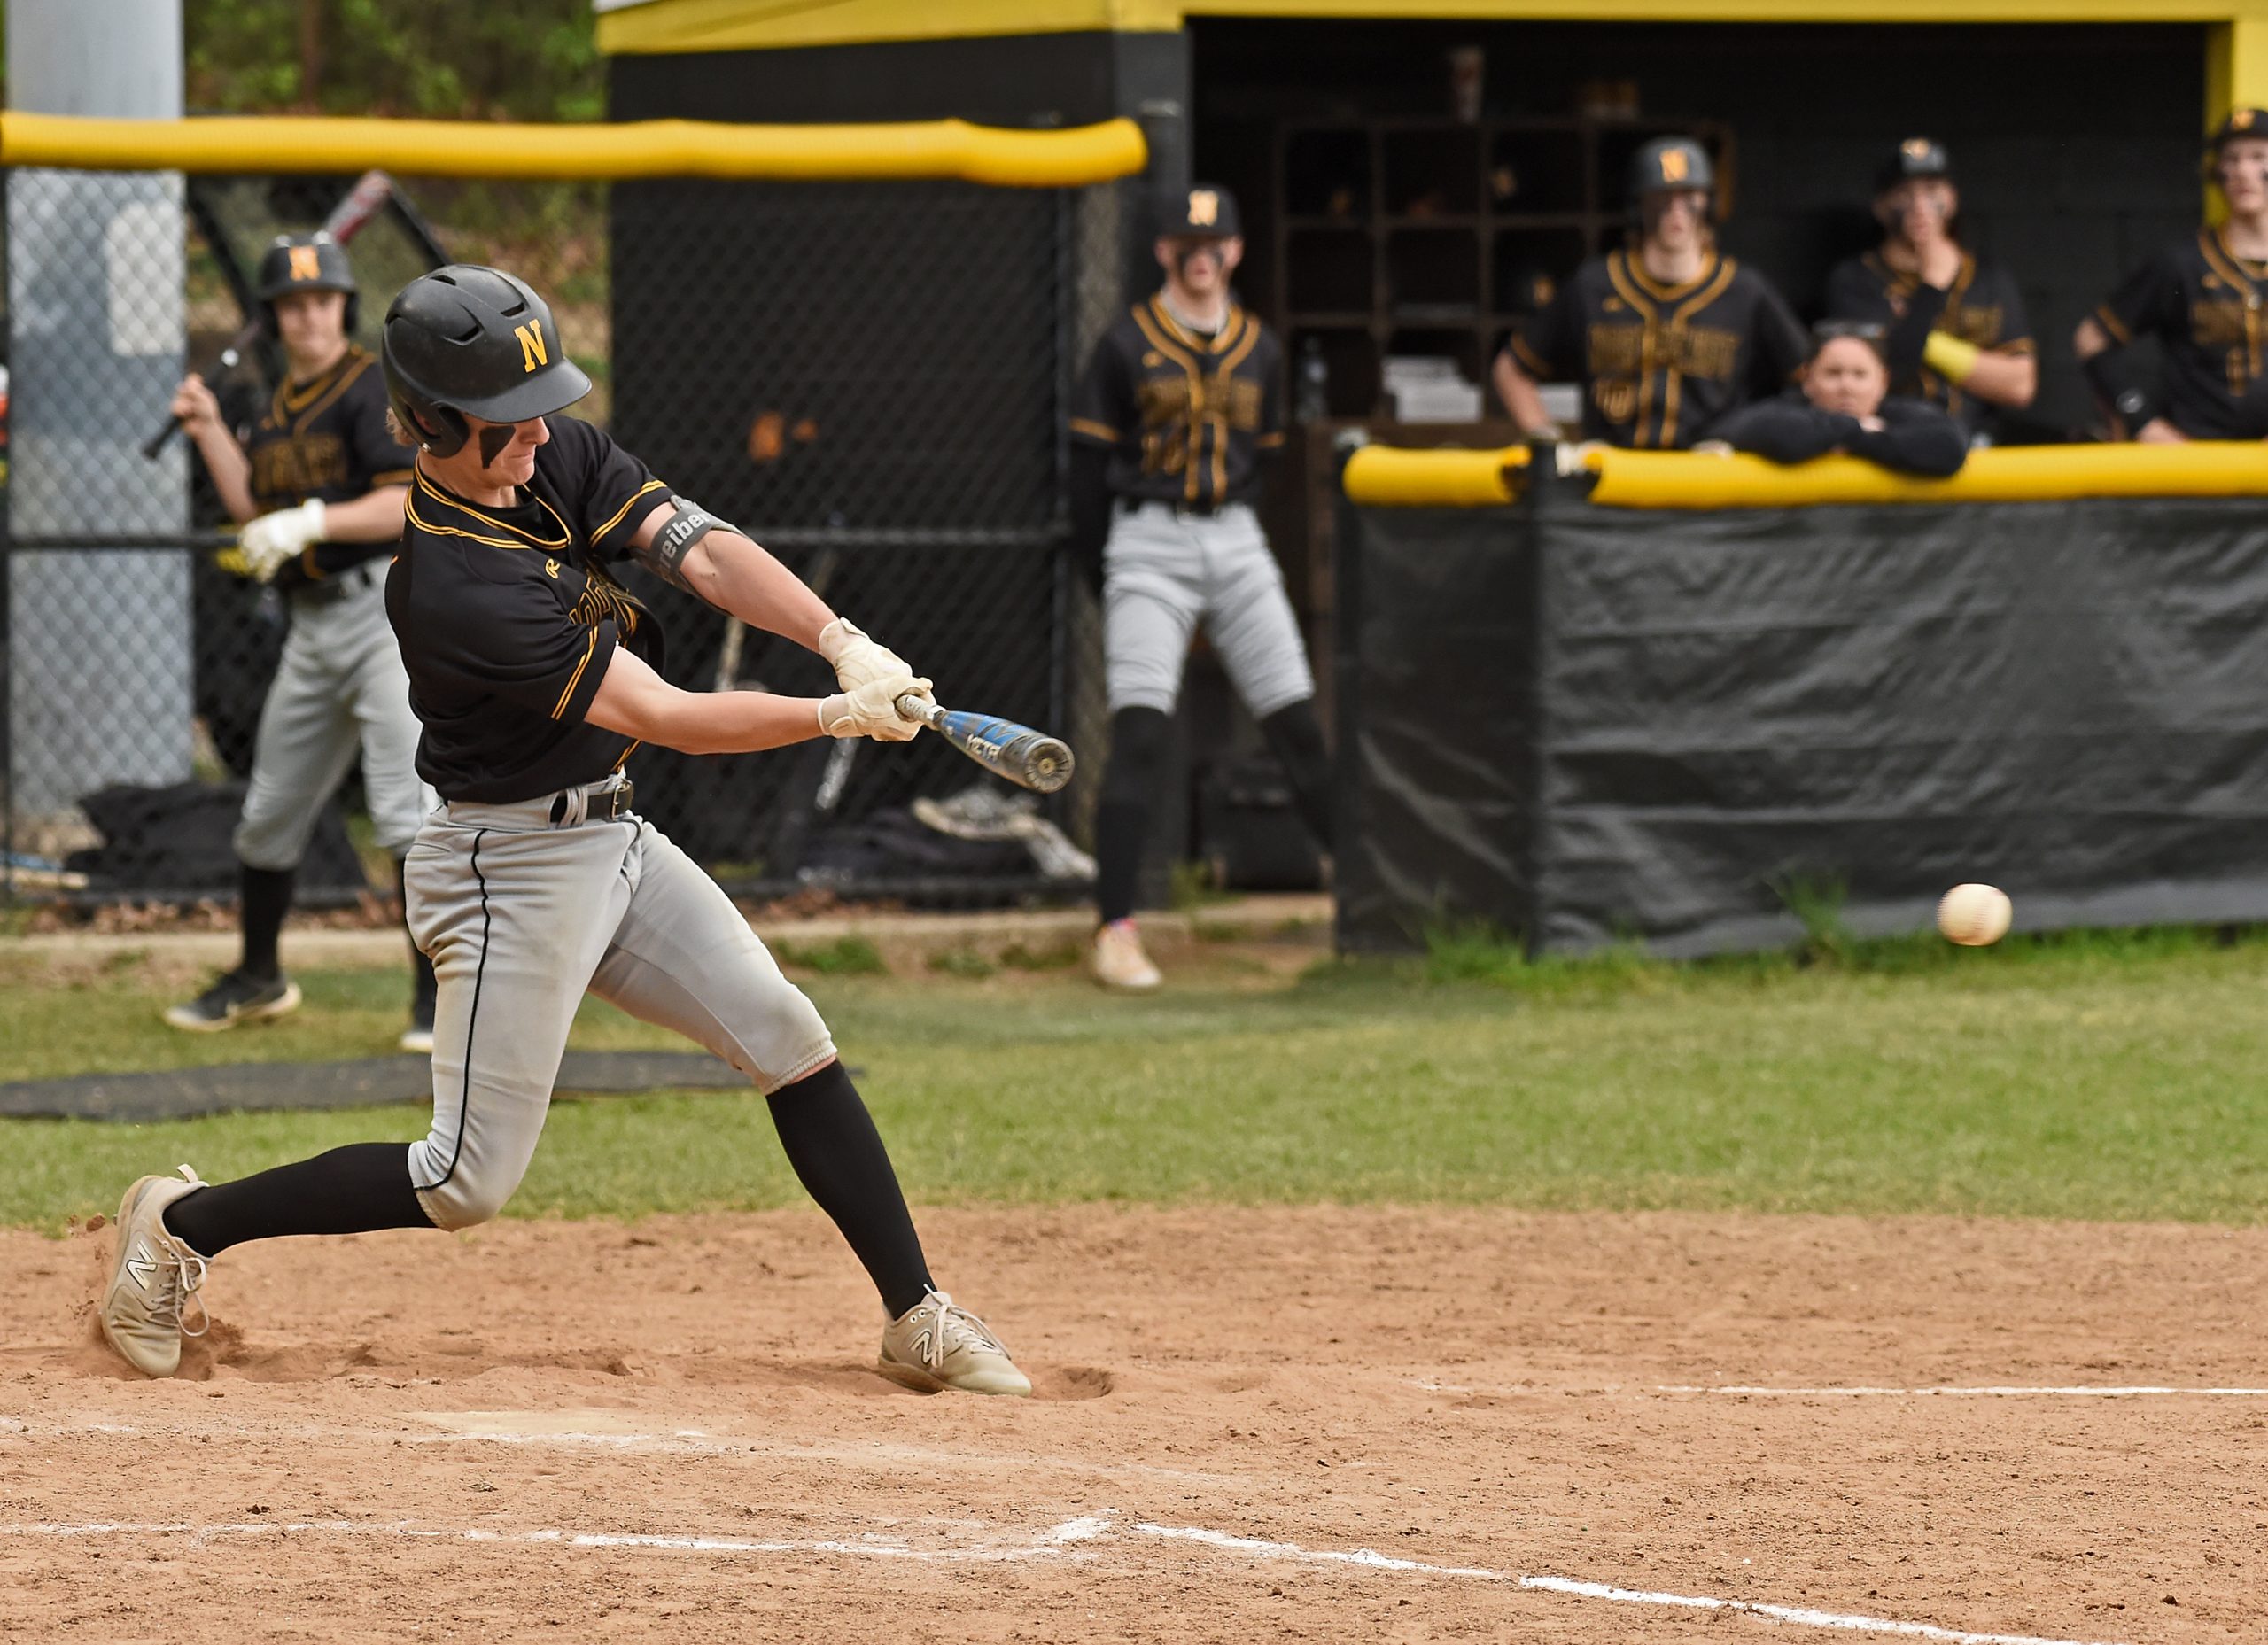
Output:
[1707, 392, 1968, 477]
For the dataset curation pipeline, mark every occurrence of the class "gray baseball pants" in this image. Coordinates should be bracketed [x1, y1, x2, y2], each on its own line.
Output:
[235, 569, 435, 869]
[1103, 500, 1315, 718]
[400, 783, 836, 1230]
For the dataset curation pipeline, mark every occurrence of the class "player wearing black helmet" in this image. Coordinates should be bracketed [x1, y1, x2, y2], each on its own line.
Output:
[1492, 136, 1806, 449]
[99, 265, 1029, 1399]
[163, 231, 435, 1049]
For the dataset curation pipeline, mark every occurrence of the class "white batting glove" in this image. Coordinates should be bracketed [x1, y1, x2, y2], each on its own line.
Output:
[237, 499, 327, 584]
[817, 672, 930, 742]
[818, 617, 918, 694]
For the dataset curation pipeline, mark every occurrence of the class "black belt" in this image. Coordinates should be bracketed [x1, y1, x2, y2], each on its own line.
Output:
[1118, 496, 1231, 519]
[549, 779, 636, 826]
[290, 562, 383, 606]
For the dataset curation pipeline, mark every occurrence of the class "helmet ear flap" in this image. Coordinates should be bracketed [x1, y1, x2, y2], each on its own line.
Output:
[391, 392, 468, 458]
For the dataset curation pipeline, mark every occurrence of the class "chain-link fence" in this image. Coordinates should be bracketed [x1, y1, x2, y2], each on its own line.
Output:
[1, 164, 1133, 913]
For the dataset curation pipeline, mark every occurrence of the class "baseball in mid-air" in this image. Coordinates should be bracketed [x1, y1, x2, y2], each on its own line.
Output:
[1938, 883, 2013, 946]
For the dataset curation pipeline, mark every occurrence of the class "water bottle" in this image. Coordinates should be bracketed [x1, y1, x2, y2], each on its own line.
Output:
[1296, 335, 1330, 423]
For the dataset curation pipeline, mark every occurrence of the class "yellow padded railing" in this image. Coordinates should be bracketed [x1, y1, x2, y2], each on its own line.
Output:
[1345, 440, 2268, 509]
[0, 111, 1147, 187]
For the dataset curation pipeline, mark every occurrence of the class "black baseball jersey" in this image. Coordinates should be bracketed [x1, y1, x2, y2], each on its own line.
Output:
[386, 415, 672, 803]
[241, 345, 416, 590]
[1069, 294, 1285, 510]
[2095, 229, 2268, 438]
[1823, 251, 2032, 434]
[1506, 250, 1807, 448]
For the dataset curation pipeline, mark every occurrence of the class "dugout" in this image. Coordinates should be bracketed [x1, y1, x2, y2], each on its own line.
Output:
[597, 1, 2267, 889]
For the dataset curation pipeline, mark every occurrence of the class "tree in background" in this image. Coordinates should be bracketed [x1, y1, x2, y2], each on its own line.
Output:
[186, 0, 602, 123]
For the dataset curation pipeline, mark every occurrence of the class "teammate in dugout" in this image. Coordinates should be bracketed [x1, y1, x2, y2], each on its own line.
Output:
[97, 266, 1030, 1396]
[1492, 136, 1807, 448]
[165, 232, 439, 1050]
[2075, 108, 2268, 442]
[1822, 139, 2037, 442]
[1068, 184, 1333, 991]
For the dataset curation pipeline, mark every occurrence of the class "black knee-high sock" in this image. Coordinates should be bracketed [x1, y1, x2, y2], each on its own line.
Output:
[396, 856, 437, 1014]
[162, 1142, 434, 1257]
[238, 863, 296, 981]
[765, 1061, 932, 1317]
[1260, 699, 1335, 850]
[1095, 706, 1170, 926]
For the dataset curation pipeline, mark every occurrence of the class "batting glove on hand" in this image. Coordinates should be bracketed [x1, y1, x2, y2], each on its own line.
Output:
[238, 499, 327, 584]
[817, 617, 917, 695]
[817, 672, 931, 742]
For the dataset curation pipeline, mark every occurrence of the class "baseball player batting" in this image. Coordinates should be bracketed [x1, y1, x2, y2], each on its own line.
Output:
[164, 231, 439, 1051]
[99, 265, 1029, 1396]
[1068, 183, 1333, 990]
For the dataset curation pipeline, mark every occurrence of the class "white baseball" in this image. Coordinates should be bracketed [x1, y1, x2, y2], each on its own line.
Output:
[1937, 883, 2012, 946]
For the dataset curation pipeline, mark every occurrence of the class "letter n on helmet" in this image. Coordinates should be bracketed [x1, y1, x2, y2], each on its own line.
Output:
[381, 266, 591, 459]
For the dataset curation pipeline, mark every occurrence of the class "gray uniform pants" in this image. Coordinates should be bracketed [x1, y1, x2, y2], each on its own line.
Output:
[235, 569, 435, 869]
[401, 784, 835, 1231]
[1103, 500, 1316, 719]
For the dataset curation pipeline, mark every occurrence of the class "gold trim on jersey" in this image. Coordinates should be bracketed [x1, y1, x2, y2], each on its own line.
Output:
[552, 627, 601, 720]
[1069, 416, 1122, 443]
[268, 346, 374, 435]
[591, 477, 669, 547]
[1507, 334, 1552, 378]
[2196, 229, 2267, 392]
[410, 468, 573, 551]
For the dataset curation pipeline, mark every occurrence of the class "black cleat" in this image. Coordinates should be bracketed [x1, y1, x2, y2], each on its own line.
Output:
[162, 969, 302, 1034]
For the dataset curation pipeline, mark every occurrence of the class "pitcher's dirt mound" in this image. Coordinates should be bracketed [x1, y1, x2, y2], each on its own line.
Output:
[5, 1207, 2264, 1642]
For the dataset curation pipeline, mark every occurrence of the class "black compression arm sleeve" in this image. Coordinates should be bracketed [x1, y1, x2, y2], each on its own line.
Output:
[1882, 283, 1949, 387]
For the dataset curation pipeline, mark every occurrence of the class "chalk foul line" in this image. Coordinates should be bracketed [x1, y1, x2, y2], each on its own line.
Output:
[3, 1514, 2126, 1645]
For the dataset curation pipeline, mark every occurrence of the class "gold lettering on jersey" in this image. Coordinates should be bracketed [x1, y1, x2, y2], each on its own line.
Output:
[1587, 322, 1740, 384]
[250, 432, 348, 499]
[1667, 322, 1741, 382]
[287, 245, 321, 282]
[1593, 379, 1637, 424]
[1946, 305, 2005, 346]
[569, 563, 645, 637]
[2194, 299, 2253, 349]
[516, 322, 548, 373]
[1189, 190, 1220, 226]
[545, 558, 560, 579]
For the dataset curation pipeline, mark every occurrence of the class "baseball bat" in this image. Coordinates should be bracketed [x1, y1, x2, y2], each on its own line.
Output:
[896, 695, 1076, 795]
[144, 168, 396, 461]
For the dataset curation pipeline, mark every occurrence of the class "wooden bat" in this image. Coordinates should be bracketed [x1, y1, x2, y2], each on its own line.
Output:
[896, 696, 1076, 794]
[143, 168, 396, 461]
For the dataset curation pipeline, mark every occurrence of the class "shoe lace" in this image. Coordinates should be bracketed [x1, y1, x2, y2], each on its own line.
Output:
[912, 1290, 1006, 1370]
[159, 1165, 211, 1339]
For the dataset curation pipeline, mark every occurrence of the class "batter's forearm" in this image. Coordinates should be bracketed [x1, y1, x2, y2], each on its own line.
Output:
[319, 485, 409, 543]
[682, 531, 835, 650]
[191, 426, 259, 524]
[586, 646, 827, 754]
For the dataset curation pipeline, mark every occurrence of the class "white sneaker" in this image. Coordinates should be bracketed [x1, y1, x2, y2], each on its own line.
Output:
[878, 1290, 1031, 1396]
[1091, 919, 1161, 991]
[99, 1166, 212, 1377]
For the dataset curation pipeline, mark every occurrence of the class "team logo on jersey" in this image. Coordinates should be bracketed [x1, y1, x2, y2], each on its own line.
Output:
[1188, 190, 1220, 226]
[287, 245, 321, 282]
[516, 322, 548, 373]
[545, 558, 560, 578]
[1593, 378, 1638, 424]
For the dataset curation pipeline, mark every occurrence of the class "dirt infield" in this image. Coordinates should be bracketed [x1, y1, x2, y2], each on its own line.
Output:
[5, 1206, 2264, 1642]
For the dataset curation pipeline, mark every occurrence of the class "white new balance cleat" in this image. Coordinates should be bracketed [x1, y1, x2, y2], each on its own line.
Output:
[878, 1290, 1031, 1396]
[1090, 919, 1162, 991]
[99, 1166, 213, 1378]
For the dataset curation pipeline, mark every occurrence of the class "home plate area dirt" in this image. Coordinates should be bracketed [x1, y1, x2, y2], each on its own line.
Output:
[4, 1207, 2264, 1642]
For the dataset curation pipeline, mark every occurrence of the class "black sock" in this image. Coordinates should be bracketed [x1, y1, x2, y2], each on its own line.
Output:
[397, 856, 437, 1016]
[1259, 698, 1335, 850]
[765, 1061, 932, 1317]
[161, 1142, 435, 1257]
[238, 863, 296, 982]
[1096, 706, 1170, 926]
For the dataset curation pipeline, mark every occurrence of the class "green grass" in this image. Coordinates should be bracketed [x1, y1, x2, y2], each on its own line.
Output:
[7, 927, 2268, 1229]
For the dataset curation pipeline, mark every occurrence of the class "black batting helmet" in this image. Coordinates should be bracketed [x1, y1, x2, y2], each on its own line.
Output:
[380, 266, 590, 459]
[2210, 106, 2268, 155]
[256, 231, 358, 334]
[1627, 136, 1714, 204]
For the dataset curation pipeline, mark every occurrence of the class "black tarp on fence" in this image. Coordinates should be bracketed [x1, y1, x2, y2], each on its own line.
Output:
[1337, 472, 2268, 958]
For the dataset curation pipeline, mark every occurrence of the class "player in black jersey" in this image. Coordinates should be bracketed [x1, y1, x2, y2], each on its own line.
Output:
[2077, 109, 2268, 441]
[164, 232, 436, 1050]
[1822, 138, 2036, 441]
[1068, 184, 1331, 990]
[1493, 136, 1807, 449]
[97, 266, 1030, 1396]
